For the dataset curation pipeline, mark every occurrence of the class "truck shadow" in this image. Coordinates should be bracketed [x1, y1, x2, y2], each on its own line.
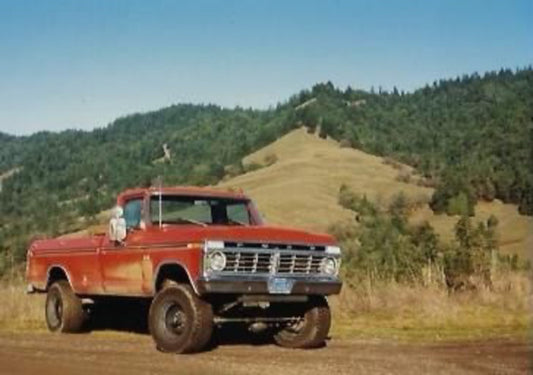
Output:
[211, 324, 275, 347]
[83, 301, 276, 348]
[83, 299, 150, 334]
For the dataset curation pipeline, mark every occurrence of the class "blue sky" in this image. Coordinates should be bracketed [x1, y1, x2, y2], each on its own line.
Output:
[0, 0, 532, 135]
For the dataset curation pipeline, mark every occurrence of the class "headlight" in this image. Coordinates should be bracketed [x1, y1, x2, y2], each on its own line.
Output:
[207, 251, 226, 272]
[320, 257, 338, 276]
[325, 245, 341, 255]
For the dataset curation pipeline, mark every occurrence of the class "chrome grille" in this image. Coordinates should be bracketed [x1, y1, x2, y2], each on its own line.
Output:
[218, 249, 326, 276]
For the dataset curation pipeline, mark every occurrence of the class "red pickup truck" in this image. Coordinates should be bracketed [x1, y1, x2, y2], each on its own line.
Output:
[26, 186, 342, 353]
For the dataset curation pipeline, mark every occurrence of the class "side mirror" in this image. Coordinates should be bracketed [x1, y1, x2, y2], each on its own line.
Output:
[109, 206, 127, 242]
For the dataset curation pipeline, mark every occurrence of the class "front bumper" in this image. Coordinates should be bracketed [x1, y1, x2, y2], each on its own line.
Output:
[196, 276, 342, 296]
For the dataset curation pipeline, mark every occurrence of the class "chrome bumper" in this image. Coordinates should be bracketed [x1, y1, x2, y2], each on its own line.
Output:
[196, 275, 342, 296]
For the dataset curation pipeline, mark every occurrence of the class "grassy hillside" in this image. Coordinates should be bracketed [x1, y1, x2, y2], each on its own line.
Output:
[220, 128, 431, 230]
[220, 128, 532, 257]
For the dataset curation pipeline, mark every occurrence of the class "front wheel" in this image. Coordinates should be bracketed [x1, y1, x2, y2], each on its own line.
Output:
[45, 280, 84, 333]
[274, 296, 331, 349]
[148, 284, 213, 354]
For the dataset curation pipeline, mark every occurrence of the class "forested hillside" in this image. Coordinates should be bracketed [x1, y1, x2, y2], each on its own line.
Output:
[0, 67, 531, 273]
[286, 68, 533, 216]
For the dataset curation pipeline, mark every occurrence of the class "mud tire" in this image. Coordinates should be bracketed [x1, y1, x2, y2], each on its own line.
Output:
[45, 280, 84, 333]
[148, 284, 213, 354]
[274, 296, 331, 349]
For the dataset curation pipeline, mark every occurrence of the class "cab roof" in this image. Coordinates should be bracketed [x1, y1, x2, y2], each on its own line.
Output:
[116, 186, 248, 204]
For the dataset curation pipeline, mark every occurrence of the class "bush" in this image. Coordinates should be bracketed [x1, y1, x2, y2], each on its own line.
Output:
[416, 177, 438, 188]
[336, 186, 438, 282]
[243, 162, 263, 173]
[443, 216, 497, 290]
[224, 161, 245, 178]
[446, 191, 471, 216]
[339, 139, 352, 148]
[382, 157, 403, 170]
[263, 153, 278, 166]
[0, 253, 6, 277]
[430, 175, 476, 216]
[395, 171, 412, 183]
[335, 185, 502, 290]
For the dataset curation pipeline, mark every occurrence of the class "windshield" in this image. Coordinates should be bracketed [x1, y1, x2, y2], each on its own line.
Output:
[150, 195, 253, 226]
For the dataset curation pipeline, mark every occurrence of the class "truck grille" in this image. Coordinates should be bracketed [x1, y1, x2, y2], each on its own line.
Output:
[219, 249, 326, 276]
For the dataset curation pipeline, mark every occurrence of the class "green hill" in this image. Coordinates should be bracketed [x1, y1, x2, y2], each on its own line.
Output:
[0, 67, 532, 273]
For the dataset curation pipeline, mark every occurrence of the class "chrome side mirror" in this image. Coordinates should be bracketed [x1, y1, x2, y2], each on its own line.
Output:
[109, 206, 127, 242]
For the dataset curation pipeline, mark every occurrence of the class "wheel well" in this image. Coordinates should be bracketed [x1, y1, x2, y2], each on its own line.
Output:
[155, 263, 192, 291]
[46, 267, 69, 289]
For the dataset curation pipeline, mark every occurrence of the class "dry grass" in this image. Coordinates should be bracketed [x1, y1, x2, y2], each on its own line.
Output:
[0, 274, 45, 331]
[330, 271, 532, 341]
[1, 271, 530, 342]
[218, 127, 532, 257]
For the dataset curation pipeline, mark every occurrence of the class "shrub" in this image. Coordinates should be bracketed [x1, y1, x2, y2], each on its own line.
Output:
[243, 162, 263, 173]
[224, 161, 245, 178]
[430, 177, 476, 216]
[336, 186, 438, 282]
[334, 185, 503, 290]
[339, 139, 352, 148]
[446, 192, 471, 216]
[395, 171, 412, 183]
[382, 156, 403, 170]
[443, 216, 497, 290]
[263, 153, 278, 166]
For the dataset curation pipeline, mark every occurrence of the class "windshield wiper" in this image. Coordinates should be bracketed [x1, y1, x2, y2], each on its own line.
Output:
[227, 219, 248, 226]
[164, 218, 208, 227]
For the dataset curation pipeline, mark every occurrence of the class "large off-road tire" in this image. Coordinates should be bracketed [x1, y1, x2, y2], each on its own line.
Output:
[274, 296, 331, 349]
[45, 280, 84, 333]
[148, 284, 213, 354]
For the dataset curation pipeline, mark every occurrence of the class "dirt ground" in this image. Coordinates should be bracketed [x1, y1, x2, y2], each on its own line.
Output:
[0, 331, 530, 375]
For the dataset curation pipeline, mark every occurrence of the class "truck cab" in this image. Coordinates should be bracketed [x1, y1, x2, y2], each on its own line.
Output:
[26, 186, 342, 353]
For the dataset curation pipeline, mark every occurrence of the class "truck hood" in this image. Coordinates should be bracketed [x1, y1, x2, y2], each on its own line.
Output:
[138, 224, 336, 246]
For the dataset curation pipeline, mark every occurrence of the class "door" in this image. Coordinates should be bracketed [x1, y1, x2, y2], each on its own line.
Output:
[99, 198, 145, 295]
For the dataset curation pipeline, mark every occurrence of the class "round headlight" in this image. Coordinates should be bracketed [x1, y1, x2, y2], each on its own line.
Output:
[207, 251, 226, 272]
[320, 257, 337, 276]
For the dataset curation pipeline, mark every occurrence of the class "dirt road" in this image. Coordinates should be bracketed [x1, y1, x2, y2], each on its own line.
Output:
[0, 331, 530, 375]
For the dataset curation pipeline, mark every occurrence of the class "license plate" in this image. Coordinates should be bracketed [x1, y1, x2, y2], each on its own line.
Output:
[268, 278, 294, 294]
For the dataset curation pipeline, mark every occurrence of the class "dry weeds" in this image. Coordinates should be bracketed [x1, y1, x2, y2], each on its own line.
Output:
[330, 270, 531, 341]
[1, 269, 529, 343]
[0, 274, 44, 331]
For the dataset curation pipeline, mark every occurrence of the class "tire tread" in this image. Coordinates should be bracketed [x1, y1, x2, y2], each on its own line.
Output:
[148, 283, 213, 354]
[45, 280, 84, 333]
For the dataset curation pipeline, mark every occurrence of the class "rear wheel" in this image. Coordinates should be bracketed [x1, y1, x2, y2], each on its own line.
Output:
[45, 280, 84, 333]
[273, 296, 331, 349]
[148, 284, 213, 354]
